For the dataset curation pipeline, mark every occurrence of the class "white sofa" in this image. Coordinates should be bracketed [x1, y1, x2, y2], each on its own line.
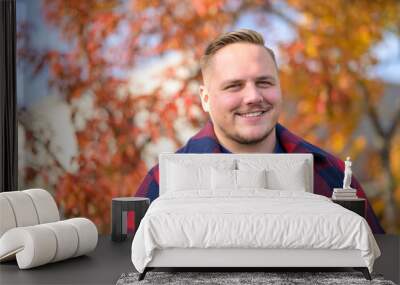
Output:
[0, 189, 98, 269]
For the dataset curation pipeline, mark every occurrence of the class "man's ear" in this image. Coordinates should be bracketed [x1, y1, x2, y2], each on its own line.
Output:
[199, 85, 210, 112]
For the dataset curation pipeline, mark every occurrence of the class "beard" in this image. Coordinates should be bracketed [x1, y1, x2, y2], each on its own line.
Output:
[210, 101, 281, 147]
[218, 122, 275, 145]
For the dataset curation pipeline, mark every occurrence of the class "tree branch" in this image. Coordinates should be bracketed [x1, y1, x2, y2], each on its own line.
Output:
[357, 79, 386, 138]
[18, 111, 68, 174]
[387, 101, 400, 138]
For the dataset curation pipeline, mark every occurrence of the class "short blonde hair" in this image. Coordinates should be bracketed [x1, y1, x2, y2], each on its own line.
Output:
[200, 29, 277, 73]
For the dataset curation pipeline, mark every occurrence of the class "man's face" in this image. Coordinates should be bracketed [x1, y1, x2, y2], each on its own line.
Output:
[200, 43, 282, 146]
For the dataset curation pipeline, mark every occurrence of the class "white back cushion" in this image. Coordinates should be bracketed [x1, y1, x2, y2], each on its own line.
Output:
[238, 158, 309, 192]
[24, 189, 60, 224]
[266, 165, 307, 191]
[0, 196, 17, 237]
[236, 169, 267, 189]
[211, 168, 236, 190]
[0, 191, 39, 228]
[211, 169, 268, 191]
[0, 189, 60, 238]
[167, 162, 210, 191]
[165, 157, 235, 193]
[159, 153, 313, 194]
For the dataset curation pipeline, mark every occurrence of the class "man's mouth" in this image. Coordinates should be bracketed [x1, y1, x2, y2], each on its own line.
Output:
[237, 111, 266, 117]
[236, 107, 272, 118]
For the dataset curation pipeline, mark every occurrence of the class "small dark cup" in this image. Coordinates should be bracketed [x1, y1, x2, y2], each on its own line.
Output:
[111, 197, 150, 242]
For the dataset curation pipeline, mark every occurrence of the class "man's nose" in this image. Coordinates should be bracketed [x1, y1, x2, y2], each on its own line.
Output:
[242, 83, 263, 104]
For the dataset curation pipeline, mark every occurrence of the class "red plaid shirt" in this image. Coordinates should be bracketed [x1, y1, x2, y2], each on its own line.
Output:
[136, 120, 384, 234]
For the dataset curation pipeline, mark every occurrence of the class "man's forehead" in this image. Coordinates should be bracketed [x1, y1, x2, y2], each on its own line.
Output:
[204, 43, 277, 87]
[213, 42, 271, 61]
[219, 75, 277, 86]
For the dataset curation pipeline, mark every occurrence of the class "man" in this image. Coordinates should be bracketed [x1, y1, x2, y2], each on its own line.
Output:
[136, 29, 384, 234]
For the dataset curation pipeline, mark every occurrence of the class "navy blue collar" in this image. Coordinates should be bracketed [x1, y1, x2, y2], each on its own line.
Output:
[219, 133, 286, 154]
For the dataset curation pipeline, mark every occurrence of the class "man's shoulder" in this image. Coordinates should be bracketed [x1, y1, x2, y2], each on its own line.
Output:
[176, 137, 220, 153]
[176, 121, 221, 153]
[276, 123, 344, 170]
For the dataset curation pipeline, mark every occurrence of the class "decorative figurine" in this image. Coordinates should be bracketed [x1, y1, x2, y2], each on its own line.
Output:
[343, 156, 353, 190]
[333, 156, 357, 199]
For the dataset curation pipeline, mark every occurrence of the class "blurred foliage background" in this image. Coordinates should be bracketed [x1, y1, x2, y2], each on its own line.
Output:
[16, 0, 400, 234]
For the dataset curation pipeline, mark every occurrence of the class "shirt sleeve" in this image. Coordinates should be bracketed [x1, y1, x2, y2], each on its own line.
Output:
[135, 164, 160, 202]
[351, 176, 385, 234]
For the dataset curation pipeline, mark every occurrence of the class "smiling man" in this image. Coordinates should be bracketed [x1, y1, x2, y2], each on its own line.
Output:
[199, 37, 282, 154]
[135, 29, 384, 234]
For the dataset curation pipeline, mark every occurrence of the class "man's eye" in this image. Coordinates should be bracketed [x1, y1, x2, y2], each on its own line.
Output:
[225, 84, 241, 90]
[257, 81, 273, 87]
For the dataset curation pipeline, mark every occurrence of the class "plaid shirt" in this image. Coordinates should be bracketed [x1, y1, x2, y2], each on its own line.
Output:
[136, 120, 384, 234]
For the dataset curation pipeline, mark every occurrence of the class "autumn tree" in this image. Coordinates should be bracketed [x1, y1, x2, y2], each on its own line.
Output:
[18, 0, 400, 233]
[278, 0, 400, 232]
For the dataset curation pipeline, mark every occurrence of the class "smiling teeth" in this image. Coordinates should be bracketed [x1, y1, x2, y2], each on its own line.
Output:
[240, 111, 263, 117]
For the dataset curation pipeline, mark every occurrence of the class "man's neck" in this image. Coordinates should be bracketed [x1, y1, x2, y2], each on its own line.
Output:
[215, 128, 277, 154]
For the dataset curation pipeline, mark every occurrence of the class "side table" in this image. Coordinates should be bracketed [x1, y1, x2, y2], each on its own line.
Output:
[331, 198, 365, 218]
[112, 197, 150, 242]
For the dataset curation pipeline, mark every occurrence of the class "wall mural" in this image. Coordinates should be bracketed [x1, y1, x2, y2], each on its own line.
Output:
[16, 0, 400, 234]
